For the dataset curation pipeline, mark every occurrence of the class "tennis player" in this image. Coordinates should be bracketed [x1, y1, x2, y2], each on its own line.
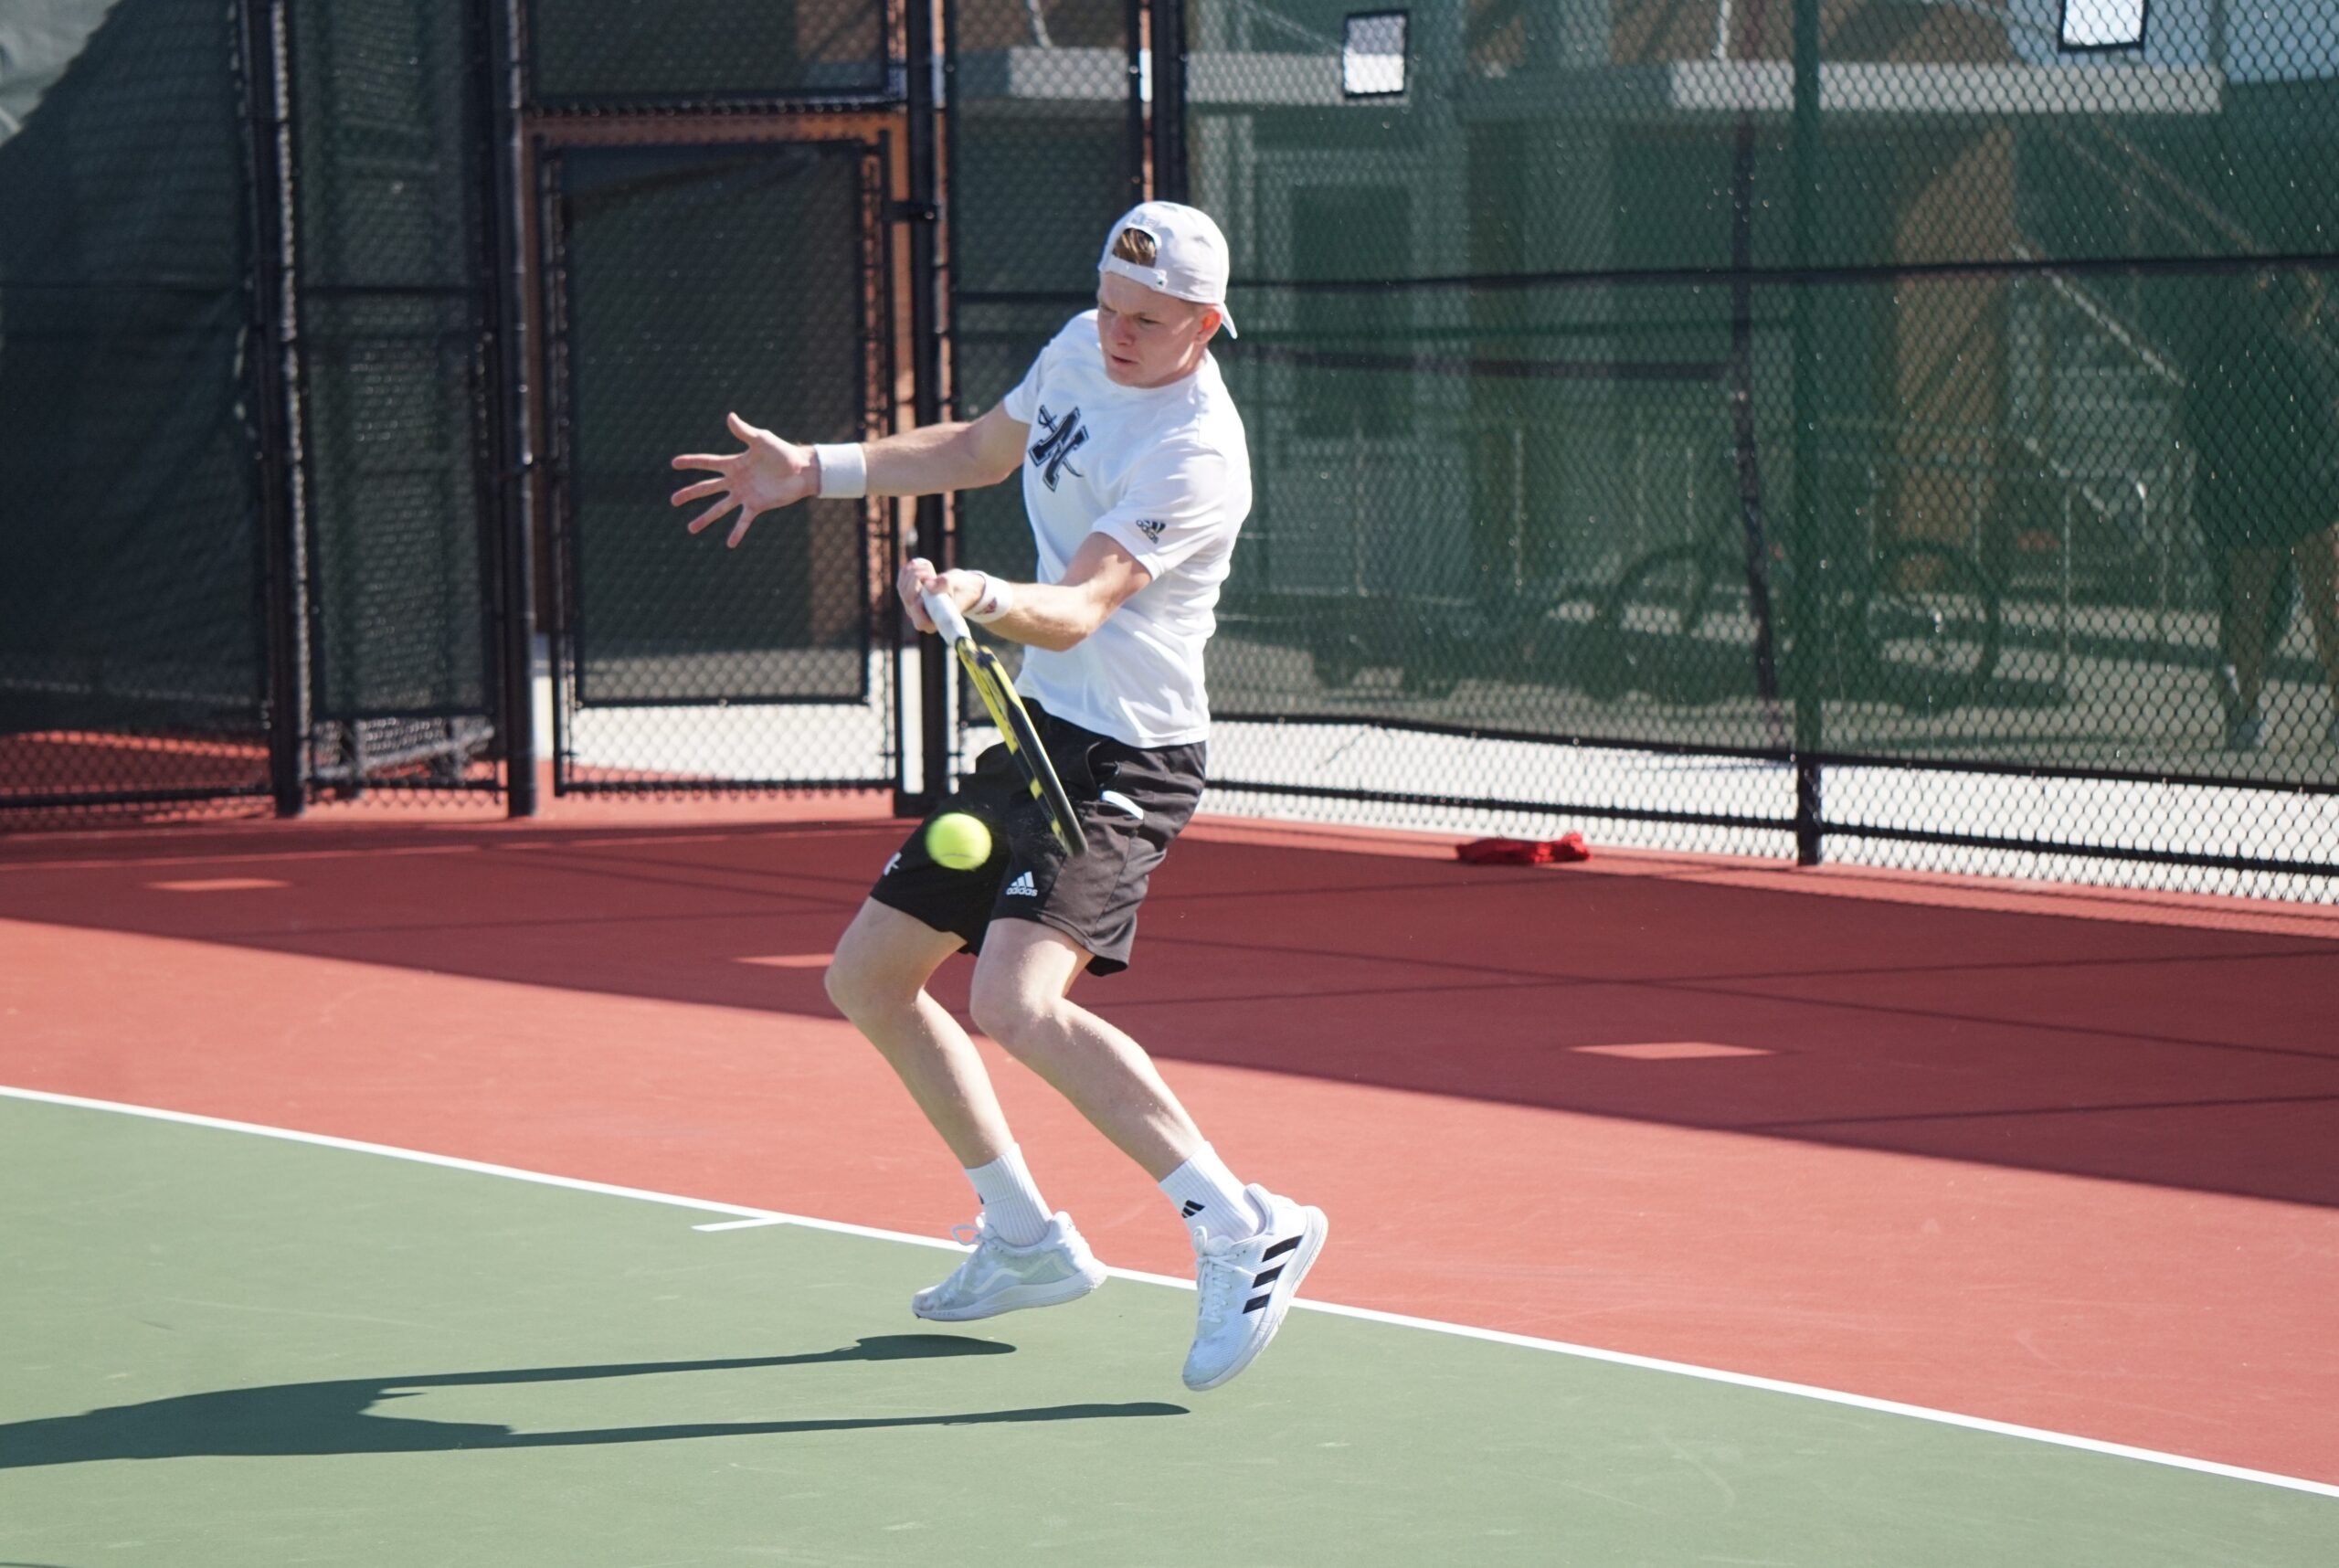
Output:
[669, 202, 1326, 1391]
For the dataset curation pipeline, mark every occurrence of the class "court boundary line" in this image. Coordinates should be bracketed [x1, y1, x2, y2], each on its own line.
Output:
[7, 1082, 2334, 1503]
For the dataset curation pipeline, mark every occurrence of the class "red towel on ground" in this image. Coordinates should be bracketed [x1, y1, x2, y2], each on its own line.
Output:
[1455, 833, 1591, 866]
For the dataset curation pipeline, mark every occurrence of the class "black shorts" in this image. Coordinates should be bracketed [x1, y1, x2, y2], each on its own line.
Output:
[868, 705, 1207, 977]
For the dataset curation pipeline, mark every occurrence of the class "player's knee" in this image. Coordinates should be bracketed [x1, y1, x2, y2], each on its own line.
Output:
[820, 950, 869, 1022]
[823, 941, 905, 1029]
[966, 975, 1049, 1057]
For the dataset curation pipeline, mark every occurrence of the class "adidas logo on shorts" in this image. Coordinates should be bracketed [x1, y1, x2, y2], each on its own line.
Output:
[1003, 871, 1039, 898]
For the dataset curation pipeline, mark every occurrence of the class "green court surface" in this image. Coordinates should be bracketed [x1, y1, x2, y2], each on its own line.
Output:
[2, 1095, 2328, 1567]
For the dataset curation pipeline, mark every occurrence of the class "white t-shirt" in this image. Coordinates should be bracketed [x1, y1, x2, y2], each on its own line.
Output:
[998, 312, 1251, 748]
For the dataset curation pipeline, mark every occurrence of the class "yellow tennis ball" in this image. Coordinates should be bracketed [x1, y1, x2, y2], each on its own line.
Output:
[924, 811, 992, 871]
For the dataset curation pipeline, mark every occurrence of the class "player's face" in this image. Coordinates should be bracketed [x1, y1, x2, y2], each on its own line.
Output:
[1095, 272, 1219, 387]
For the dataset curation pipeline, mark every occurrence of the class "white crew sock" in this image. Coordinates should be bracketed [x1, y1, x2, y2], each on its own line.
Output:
[1159, 1145, 1264, 1247]
[964, 1145, 1053, 1247]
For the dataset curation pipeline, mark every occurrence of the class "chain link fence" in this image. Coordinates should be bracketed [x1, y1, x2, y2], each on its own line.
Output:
[8, 0, 2337, 894]
[1168, 0, 2339, 894]
[529, 0, 896, 108]
[0, 0, 273, 823]
[544, 138, 898, 791]
[519, 1, 908, 797]
[293, 0, 503, 800]
[0, 0, 506, 825]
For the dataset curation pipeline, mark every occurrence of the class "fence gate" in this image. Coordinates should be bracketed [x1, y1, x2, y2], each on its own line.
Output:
[524, 0, 909, 798]
[540, 134, 897, 794]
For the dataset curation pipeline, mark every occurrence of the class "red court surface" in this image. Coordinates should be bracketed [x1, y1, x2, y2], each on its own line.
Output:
[4, 798, 2335, 1486]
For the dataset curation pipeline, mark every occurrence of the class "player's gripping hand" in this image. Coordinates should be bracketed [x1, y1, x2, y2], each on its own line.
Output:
[670, 412, 817, 549]
[897, 557, 987, 635]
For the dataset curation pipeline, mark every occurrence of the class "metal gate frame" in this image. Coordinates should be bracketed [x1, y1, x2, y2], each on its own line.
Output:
[534, 128, 901, 795]
[510, 0, 920, 804]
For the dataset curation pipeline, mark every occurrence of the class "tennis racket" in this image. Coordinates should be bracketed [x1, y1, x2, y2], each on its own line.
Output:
[922, 589, 1088, 858]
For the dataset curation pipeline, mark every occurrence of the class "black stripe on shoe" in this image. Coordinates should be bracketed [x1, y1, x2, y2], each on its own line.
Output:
[1252, 1265, 1285, 1288]
[1262, 1234, 1301, 1262]
[1244, 1292, 1273, 1313]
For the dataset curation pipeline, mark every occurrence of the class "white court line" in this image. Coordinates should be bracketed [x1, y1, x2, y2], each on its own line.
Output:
[5, 1082, 2334, 1503]
[693, 1215, 789, 1232]
[0, 1086, 961, 1251]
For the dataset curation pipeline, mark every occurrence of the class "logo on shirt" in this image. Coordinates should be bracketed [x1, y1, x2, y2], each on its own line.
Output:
[1133, 517, 1166, 543]
[1003, 871, 1040, 899]
[1029, 405, 1088, 491]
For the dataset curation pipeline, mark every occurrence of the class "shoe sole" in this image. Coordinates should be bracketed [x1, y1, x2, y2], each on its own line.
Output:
[1182, 1206, 1328, 1392]
[909, 1260, 1106, 1323]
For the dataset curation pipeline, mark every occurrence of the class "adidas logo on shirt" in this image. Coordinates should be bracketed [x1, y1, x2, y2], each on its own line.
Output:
[1003, 871, 1039, 899]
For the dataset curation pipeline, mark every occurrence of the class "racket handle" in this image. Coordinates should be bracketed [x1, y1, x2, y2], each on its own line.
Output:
[922, 589, 972, 644]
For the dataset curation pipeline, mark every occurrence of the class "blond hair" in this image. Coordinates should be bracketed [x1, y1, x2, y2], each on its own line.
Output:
[1110, 227, 1159, 268]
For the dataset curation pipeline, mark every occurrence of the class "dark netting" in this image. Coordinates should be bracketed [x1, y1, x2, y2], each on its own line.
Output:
[290, 0, 501, 795]
[301, 292, 498, 790]
[529, 0, 894, 107]
[1173, 0, 2339, 889]
[0, 0, 270, 820]
[548, 142, 893, 789]
[951, 0, 1138, 300]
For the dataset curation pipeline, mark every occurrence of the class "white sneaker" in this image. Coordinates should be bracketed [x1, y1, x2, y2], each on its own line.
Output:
[910, 1212, 1106, 1322]
[1181, 1186, 1328, 1392]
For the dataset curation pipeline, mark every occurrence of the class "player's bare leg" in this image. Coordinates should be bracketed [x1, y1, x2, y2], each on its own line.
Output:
[967, 919, 1205, 1180]
[970, 917, 1328, 1390]
[826, 899, 1106, 1320]
[826, 899, 1012, 1168]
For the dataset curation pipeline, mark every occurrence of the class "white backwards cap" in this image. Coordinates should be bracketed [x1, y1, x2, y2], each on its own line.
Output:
[1098, 201, 1237, 338]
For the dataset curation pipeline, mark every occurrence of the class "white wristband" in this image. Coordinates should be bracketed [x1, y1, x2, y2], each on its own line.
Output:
[812, 442, 867, 499]
[966, 572, 1018, 624]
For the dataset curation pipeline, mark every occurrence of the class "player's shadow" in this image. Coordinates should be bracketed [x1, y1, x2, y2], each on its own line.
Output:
[0, 1334, 1184, 1468]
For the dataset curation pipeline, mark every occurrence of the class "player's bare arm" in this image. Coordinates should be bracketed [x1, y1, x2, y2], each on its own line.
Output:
[897, 531, 1151, 651]
[670, 402, 1030, 549]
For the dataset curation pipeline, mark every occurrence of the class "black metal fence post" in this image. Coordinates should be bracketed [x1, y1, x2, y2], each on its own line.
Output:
[237, 0, 307, 817]
[480, 0, 537, 816]
[909, 0, 950, 812]
[1148, 0, 1185, 204]
[1126, 0, 1148, 205]
[1794, 758, 1825, 866]
[1790, 0, 1825, 867]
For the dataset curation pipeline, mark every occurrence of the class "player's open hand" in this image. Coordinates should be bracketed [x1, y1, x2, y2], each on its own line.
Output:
[670, 413, 816, 548]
